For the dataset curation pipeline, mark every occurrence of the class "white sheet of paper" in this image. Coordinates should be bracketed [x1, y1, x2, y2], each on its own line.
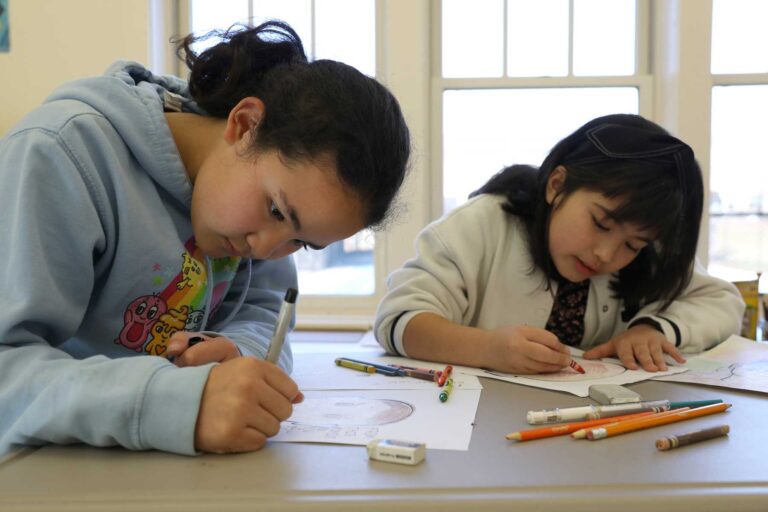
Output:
[272, 389, 480, 450]
[274, 352, 482, 450]
[292, 353, 482, 390]
[653, 334, 768, 394]
[375, 351, 687, 398]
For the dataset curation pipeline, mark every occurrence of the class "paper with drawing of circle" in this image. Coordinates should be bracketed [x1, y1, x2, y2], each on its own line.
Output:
[524, 359, 626, 381]
[285, 397, 414, 427]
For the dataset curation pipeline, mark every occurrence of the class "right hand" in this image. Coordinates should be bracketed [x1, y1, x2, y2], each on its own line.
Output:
[195, 357, 304, 453]
[484, 325, 572, 374]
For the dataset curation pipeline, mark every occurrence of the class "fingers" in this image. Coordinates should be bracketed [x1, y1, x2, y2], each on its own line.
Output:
[581, 341, 615, 360]
[520, 326, 570, 353]
[175, 338, 240, 367]
[526, 341, 572, 368]
[195, 357, 300, 454]
[166, 331, 196, 358]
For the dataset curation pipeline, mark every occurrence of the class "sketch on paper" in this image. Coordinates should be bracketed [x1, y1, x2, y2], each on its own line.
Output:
[278, 397, 415, 443]
[654, 335, 768, 394]
[285, 397, 414, 427]
[453, 350, 686, 397]
[271, 388, 480, 450]
[521, 359, 625, 382]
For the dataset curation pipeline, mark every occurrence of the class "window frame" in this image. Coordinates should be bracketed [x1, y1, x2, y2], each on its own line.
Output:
[169, 0, 731, 325]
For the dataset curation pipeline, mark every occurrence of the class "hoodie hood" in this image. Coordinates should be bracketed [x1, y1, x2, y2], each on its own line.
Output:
[42, 61, 205, 206]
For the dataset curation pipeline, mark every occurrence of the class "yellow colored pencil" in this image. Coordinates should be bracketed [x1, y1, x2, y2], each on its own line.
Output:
[571, 407, 690, 439]
[586, 402, 731, 440]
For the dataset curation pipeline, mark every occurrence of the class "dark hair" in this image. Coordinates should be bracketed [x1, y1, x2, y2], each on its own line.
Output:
[176, 20, 410, 229]
[472, 114, 704, 311]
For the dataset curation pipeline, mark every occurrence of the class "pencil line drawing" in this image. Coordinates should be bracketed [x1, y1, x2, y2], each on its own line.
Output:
[284, 396, 415, 427]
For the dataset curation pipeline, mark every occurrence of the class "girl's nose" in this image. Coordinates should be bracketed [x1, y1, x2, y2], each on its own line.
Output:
[594, 238, 620, 264]
[246, 232, 299, 260]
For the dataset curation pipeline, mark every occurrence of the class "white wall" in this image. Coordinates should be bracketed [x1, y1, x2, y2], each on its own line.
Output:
[0, 0, 154, 135]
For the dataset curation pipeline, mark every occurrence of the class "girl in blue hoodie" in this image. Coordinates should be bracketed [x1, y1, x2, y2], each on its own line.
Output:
[0, 21, 410, 456]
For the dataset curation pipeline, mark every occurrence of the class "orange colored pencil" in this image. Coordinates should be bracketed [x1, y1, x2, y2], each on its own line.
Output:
[570, 407, 690, 439]
[506, 411, 655, 441]
[586, 402, 731, 440]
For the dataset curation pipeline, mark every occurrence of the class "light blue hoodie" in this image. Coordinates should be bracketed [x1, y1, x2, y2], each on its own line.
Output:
[0, 62, 298, 456]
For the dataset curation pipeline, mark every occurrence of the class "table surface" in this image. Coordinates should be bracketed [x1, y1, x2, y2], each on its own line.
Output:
[1, 345, 767, 512]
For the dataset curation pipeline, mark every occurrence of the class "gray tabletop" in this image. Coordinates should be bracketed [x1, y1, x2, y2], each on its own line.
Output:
[1, 369, 766, 512]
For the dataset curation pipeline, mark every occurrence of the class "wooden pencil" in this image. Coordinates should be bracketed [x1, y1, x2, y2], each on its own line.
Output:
[586, 402, 731, 440]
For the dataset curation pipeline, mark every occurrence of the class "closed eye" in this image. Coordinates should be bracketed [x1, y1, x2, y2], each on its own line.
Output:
[592, 216, 609, 231]
[270, 201, 285, 221]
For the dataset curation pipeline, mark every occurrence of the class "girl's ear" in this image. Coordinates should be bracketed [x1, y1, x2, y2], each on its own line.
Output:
[545, 166, 567, 205]
[224, 97, 266, 146]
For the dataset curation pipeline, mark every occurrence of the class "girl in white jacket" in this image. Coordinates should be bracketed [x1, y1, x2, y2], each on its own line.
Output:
[375, 114, 743, 374]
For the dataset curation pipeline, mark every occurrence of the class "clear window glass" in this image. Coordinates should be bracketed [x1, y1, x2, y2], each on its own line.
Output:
[190, 0, 249, 48]
[316, 0, 376, 77]
[711, 0, 768, 74]
[573, 0, 635, 76]
[709, 85, 768, 270]
[442, 88, 639, 213]
[252, 0, 312, 50]
[507, 0, 569, 77]
[442, 0, 504, 78]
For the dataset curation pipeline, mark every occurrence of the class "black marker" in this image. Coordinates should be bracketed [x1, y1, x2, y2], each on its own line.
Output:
[187, 336, 204, 347]
[266, 288, 298, 364]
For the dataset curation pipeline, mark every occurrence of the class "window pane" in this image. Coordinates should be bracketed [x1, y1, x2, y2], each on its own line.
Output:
[710, 85, 768, 214]
[507, 0, 568, 77]
[709, 85, 768, 271]
[712, 0, 768, 74]
[294, 231, 375, 295]
[252, 0, 312, 54]
[190, 0, 249, 53]
[316, 0, 375, 76]
[442, 0, 504, 78]
[573, 0, 635, 76]
[442, 88, 638, 212]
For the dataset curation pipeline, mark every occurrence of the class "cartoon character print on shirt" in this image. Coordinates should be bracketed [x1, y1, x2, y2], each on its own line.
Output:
[177, 252, 203, 290]
[144, 305, 189, 356]
[185, 309, 205, 332]
[115, 295, 168, 351]
[114, 237, 241, 357]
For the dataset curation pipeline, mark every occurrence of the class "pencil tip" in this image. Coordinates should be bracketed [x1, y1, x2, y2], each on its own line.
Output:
[505, 433, 521, 441]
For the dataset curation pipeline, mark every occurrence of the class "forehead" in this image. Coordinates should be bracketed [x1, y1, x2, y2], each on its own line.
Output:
[582, 191, 658, 239]
[277, 156, 365, 243]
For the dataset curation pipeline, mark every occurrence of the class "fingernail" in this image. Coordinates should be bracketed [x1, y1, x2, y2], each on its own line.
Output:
[167, 342, 182, 353]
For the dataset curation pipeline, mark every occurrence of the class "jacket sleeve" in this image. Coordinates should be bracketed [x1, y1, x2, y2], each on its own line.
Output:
[630, 260, 745, 353]
[206, 257, 298, 373]
[0, 129, 211, 456]
[374, 202, 492, 357]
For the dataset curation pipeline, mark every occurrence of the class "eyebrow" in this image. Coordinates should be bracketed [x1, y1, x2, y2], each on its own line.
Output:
[594, 204, 654, 243]
[279, 190, 326, 250]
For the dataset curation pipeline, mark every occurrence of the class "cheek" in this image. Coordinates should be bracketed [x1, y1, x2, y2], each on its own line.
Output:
[269, 243, 301, 261]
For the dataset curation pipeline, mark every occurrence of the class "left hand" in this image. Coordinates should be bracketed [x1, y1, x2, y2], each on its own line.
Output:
[166, 332, 241, 367]
[581, 324, 686, 372]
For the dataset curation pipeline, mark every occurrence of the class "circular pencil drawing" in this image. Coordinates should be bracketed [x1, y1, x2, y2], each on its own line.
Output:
[524, 359, 626, 381]
[731, 360, 768, 378]
[285, 397, 414, 427]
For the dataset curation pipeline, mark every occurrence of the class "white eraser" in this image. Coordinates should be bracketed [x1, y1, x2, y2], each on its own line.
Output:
[367, 439, 425, 465]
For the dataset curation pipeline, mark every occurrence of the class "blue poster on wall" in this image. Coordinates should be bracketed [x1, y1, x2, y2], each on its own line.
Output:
[0, 0, 8, 52]
[0, 0, 8, 53]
